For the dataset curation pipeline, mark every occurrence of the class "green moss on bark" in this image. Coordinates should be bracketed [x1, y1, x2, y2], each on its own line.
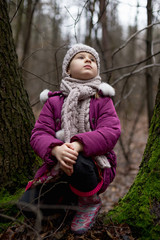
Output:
[105, 84, 160, 240]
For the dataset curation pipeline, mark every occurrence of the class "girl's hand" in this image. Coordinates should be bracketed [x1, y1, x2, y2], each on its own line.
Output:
[51, 143, 78, 176]
[71, 141, 83, 153]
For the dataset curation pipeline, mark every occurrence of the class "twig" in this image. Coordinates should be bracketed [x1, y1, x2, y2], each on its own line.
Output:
[31, 99, 40, 107]
[112, 64, 160, 86]
[127, 91, 146, 156]
[101, 50, 160, 74]
[115, 84, 135, 108]
[20, 48, 45, 67]
[22, 68, 58, 86]
[18, 201, 43, 233]
[0, 213, 42, 239]
[43, 209, 70, 239]
[93, 0, 110, 26]
[112, 21, 160, 62]
[54, 44, 67, 84]
[119, 136, 130, 162]
[9, 0, 23, 23]
[64, 0, 90, 42]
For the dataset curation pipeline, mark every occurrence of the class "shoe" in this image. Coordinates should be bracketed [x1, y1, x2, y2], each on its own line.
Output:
[71, 194, 101, 235]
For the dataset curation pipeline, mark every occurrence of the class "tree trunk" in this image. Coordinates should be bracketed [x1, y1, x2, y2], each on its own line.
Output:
[99, 0, 110, 70]
[0, 0, 36, 192]
[146, 0, 154, 126]
[14, 0, 24, 49]
[98, 0, 113, 83]
[105, 79, 160, 239]
[21, 0, 39, 63]
[85, 0, 96, 46]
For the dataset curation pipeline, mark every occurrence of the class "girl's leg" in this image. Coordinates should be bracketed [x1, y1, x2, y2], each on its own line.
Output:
[18, 185, 42, 218]
[68, 154, 102, 235]
[18, 181, 77, 218]
[69, 153, 102, 194]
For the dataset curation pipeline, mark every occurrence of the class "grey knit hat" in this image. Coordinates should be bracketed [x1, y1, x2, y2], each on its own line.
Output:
[62, 43, 100, 77]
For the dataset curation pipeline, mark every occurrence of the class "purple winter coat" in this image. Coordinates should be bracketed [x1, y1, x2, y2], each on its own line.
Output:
[30, 91, 121, 194]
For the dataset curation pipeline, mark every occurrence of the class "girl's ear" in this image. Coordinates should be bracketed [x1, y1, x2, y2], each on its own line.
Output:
[67, 66, 71, 76]
[67, 68, 70, 75]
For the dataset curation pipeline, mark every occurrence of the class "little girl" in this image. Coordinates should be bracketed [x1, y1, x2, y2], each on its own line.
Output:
[19, 43, 121, 235]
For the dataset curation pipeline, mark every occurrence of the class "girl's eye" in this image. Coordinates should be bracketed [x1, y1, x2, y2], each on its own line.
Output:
[78, 56, 84, 59]
[91, 58, 95, 62]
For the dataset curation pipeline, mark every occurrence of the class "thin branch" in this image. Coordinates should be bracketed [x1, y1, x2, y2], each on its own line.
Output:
[119, 136, 130, 162]
[112, 21, 160, 62]
[112, 64, 160, 86]
[22, 68, 59, 87]
[101, 50, 160, 74]
[20, 48, 44, 67]
[9, 0, 23, 23]
[54, 44, 66, 84]
[115, 84, 135, 108]
[93, 0, 110, 26]
[43, 210, 69, 239]
[31, 99, 40, 107]
[127, 93, 146, 156]
[64, 0, 90, 42]
[0, 213, 41, 239]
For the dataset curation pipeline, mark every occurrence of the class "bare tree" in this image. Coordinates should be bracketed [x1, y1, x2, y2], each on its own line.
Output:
[146, 0, 154, 126]
[21, 0, 39, 63]
[0, 0, 36, 191]
[14, 0, 24, 49]
[99, 0, 110, 70]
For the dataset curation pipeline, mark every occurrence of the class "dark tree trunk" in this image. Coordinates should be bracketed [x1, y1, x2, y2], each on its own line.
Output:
[14, 0, 24, 49]
[21, 0, 39, 63]
[0, 0, 36, 192]
[146, 0, 154, 126]
[105, 78, 160, 239]
[99, 0, 110, 70]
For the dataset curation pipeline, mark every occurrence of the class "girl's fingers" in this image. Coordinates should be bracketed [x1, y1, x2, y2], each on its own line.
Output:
[65, 142, 75, 150]
[65, 143, 78, 156]
[60, 164, 73, 176]
[60, 159, 73, 170]
[63, 152, 77, 161]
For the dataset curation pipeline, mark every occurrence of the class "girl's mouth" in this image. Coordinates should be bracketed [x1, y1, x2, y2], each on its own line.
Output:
[84, 65, 92, 69]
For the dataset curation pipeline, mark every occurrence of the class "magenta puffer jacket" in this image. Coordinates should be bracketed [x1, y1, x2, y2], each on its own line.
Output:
[30, 91, 121, 194]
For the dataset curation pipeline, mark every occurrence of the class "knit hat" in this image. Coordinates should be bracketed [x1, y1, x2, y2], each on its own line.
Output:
[62, 43, 100, 77]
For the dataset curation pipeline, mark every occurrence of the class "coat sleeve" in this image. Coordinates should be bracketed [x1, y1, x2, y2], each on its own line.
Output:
[30, 98, 63, 165]
[71, 97, 121, 157]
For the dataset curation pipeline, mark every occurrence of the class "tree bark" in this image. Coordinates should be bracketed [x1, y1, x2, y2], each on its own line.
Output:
[105, 78, 160, 239]
[0, 0, 36, 192]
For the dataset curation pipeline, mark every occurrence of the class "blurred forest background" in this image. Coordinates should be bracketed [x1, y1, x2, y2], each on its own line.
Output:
[8, 0, 160, 209]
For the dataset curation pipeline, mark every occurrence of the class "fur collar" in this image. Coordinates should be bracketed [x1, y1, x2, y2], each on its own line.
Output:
[40, 82, 115, 104]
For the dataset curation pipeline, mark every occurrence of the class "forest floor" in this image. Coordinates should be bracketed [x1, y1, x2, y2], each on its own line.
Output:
[0, 114, 148, 240]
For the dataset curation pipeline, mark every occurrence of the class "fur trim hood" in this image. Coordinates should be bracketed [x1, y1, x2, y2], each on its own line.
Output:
[40, 82, 115, 104]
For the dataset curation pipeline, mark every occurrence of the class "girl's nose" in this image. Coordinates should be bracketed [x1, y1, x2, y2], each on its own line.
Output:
[85, 57, 91, 63]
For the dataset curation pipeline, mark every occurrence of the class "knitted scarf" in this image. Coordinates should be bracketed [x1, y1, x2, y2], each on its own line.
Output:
[58, 76, 111, 169]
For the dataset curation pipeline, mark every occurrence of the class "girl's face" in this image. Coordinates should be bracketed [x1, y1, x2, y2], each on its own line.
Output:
[67, 52, 98, 80]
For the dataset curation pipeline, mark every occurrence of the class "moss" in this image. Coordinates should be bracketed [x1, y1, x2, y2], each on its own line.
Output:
[0, 188, 24, 214]
[0, 188, 25, 232]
